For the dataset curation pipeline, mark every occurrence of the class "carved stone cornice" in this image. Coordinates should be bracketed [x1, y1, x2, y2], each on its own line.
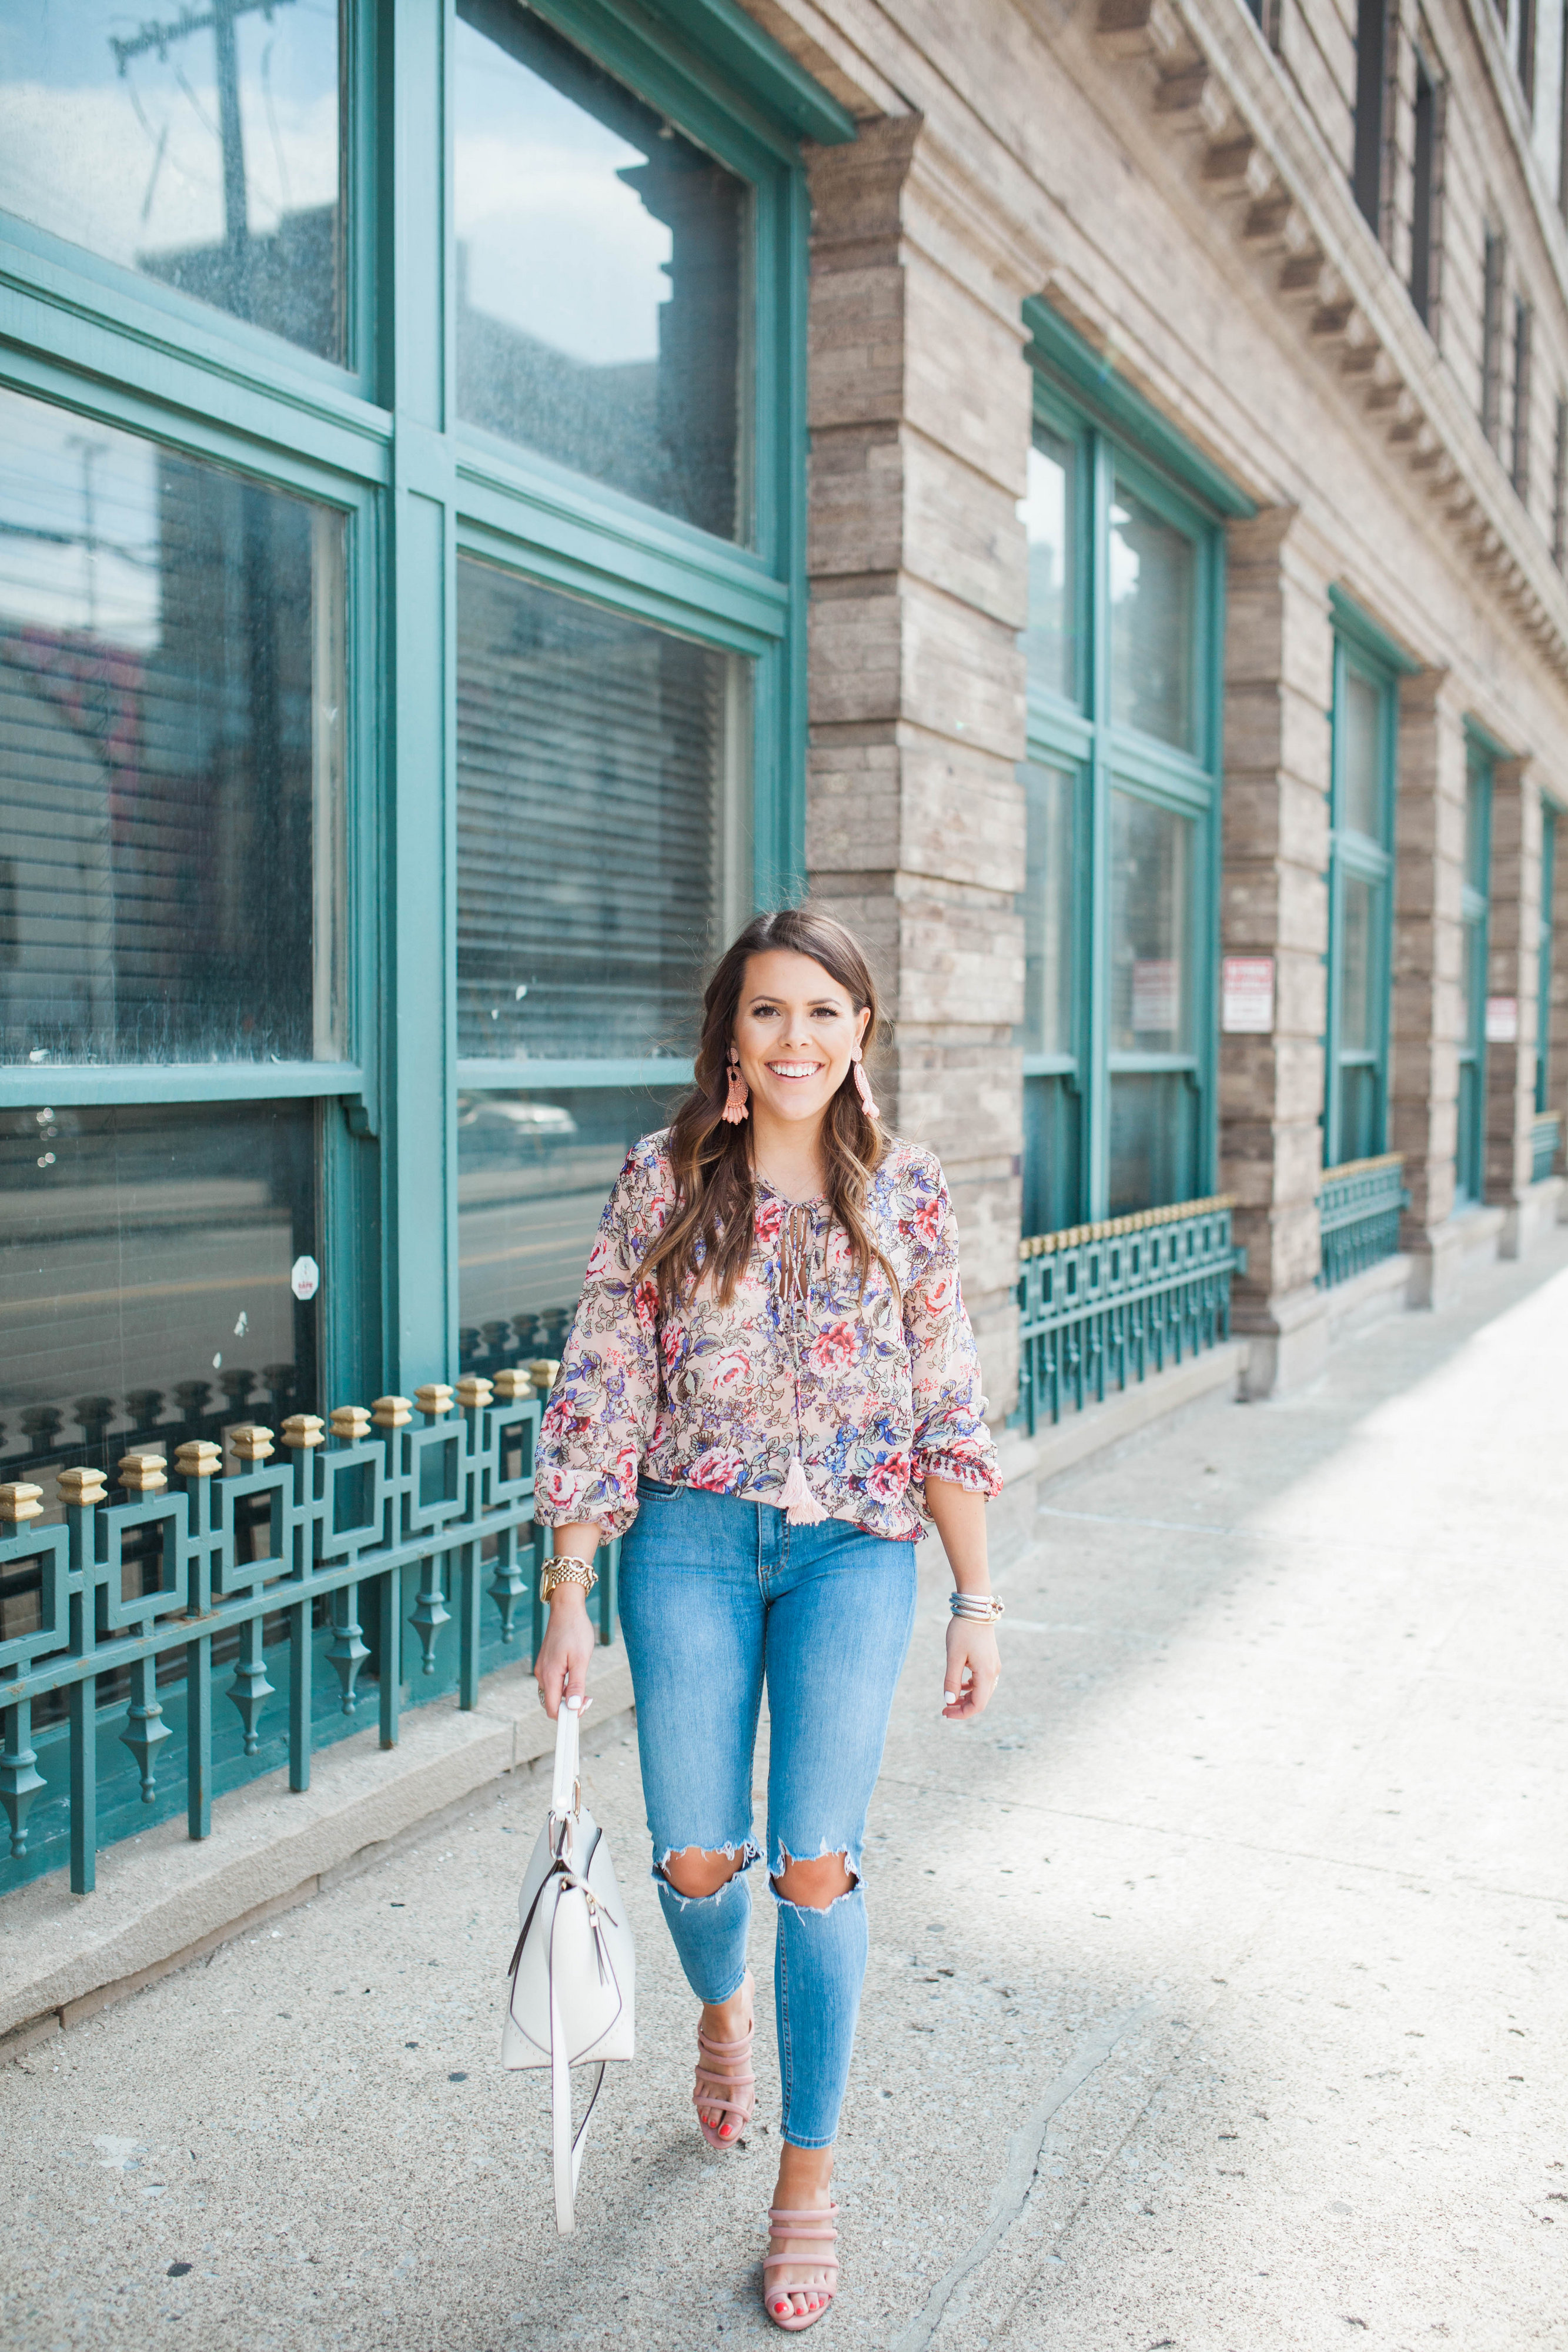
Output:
[1091, 0, 1568, 682]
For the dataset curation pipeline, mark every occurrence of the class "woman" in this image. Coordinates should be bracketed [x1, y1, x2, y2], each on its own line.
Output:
[532, 906, 1002, 2332]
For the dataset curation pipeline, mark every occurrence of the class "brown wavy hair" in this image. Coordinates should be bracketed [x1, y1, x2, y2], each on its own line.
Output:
[643, 907, 892, 1310]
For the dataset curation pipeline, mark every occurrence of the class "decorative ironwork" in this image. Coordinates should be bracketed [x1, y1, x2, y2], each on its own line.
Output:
[1012, 1197, 1243, 1438]
[0, 1359, 601, 1897]
[1531, 1114, 1562, 1184]
[1316, 1152, 1409, 1289]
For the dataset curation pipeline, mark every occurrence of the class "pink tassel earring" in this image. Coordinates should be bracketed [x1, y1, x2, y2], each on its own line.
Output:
[722, 1050, 750, 1124]
[851, 1045, 879, 1122]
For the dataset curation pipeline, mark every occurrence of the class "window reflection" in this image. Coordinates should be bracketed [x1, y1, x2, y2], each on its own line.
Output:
[1338, 873, 1376, 1051]
[1108, 1072, 1198, 1215]
[1018, 761, 1075, 1057]
[0, 0, 343, 361]
[456, 561, 748, 1062]
[457, 1084, 684, 1369]
[1020, 429, 1075, 701]
[1109, 482, 1195, 750]
[1465, 758, 1490, 890]
[1340, 667, 1382, 838]
[0, 1100, 319, 1498]
[0, 386, 346, 1066]
[1109, 791, 1192, 1053]
[454, 0, 748, 540]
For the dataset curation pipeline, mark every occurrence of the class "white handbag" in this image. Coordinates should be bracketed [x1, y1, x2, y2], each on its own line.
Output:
[502, 1702, 636, 2233]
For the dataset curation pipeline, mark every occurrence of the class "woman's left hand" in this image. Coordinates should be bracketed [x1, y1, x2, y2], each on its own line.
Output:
[941, 1618, 999, 1720]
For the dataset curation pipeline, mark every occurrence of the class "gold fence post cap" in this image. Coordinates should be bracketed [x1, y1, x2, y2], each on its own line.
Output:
[0, 1481, 45, 1522]
[414, 1383, 454, 1418]
[454, 1375, 494, 1411]
[228, 1425, 275, 1464]
[330, 1405, 373, 1439]
[56, 1466, 108, 1508]
[175, 1440, 222, 1477]
[281, 1414, 326, 1449]
[372, 1395, 412, 1429]
[490, 1369, 532, 1402]
[118, 1453, 168, 1494]
[526, 1358, 561, 1391]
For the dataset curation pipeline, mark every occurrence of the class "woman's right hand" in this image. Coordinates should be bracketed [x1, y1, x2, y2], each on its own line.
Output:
[533, 1586, 596, 1720]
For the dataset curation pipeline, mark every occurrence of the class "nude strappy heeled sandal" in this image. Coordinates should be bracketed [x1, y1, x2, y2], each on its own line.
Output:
[762, 2204, 839, 2332]
[693, 2020, 757, 2149]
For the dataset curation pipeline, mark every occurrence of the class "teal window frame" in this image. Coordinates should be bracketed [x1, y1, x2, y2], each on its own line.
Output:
[0, 0, 851, 1401]
[1323, 604, 1401, 1170]
[1537, 800, 1557, 1116]
[1456, 728, 1495, 1207]
[1019, 304, 1245, 1230]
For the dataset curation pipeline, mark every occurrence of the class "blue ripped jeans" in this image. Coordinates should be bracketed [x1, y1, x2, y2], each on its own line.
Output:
[617, 1481, 917, 2149]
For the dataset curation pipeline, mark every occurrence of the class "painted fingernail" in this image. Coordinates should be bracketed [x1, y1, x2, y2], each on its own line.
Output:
[944, 1692, 957, 1704]
[565, 1695, 582, 1710]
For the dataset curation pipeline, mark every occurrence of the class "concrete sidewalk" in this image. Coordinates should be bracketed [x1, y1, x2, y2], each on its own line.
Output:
[4, 1232, 1567, 2352]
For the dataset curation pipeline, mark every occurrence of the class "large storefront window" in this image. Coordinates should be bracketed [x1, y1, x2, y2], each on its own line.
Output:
[1456, 736, 1493, 1205]
[1324, 624, 1397, 1168]
[1017, 330, 1225, 1229]
[0, 0, 837, 1883]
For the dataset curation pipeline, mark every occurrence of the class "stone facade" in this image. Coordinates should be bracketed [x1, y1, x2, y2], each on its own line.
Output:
[749, 0, 1568, 1412]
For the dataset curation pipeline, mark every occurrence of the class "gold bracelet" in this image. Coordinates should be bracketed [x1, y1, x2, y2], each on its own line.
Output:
[541, 1555, 598, 1603]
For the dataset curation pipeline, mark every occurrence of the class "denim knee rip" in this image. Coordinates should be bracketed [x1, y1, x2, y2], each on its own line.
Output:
[769, 1843, 861, 1915]
[651, 1836, 762, 1906]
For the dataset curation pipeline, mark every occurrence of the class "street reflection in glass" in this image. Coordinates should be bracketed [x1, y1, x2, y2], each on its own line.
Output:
[0, 1100, 319, 1503]
[457, 1084, 684, 1372]
[1109, 481, 1195, 751]
[0, 384, 346, 1067]
[1021, 429, 1075, 702]
[0, 0, 343, 360]
[1109, 791, 1192, 1054]
[454, 0, 748, 539]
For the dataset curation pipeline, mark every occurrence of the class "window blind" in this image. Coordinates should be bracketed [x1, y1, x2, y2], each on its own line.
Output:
[456, 559, 743, 1063]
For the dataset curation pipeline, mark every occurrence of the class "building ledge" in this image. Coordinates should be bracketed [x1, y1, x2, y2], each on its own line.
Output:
[991, 1339, 1245, 1559]
[0, 1648, 634, 2057]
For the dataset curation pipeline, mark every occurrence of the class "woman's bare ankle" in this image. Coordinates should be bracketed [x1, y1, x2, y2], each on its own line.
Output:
[773, 2139, 835, 2210]
[700, 1967, 753, 2043]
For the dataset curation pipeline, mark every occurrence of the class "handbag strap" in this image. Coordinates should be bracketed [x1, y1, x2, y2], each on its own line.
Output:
[549, 1880, 607, 2234]
[551, 1702, 581, 1819]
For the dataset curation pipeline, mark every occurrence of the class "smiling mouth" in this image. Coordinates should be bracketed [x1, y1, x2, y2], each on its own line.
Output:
[767, 1061, 824, 1080]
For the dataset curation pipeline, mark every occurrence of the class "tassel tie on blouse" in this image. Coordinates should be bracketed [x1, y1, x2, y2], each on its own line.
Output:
[775, 1198, 830, 1526]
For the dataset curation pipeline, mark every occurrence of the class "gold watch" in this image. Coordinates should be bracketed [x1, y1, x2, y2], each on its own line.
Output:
[540, 1554, 598, 1603]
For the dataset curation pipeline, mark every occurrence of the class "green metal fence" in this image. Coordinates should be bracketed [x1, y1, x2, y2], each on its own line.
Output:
[1316, 1152, 1409, 1288]
[1012, 1197, 1243, 1439]
[0, 1370, 613, 1897]
[1531, 1114, 1562, 1184]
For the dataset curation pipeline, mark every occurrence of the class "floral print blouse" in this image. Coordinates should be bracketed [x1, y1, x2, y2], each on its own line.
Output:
[533, 1131, 1002, 1544]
